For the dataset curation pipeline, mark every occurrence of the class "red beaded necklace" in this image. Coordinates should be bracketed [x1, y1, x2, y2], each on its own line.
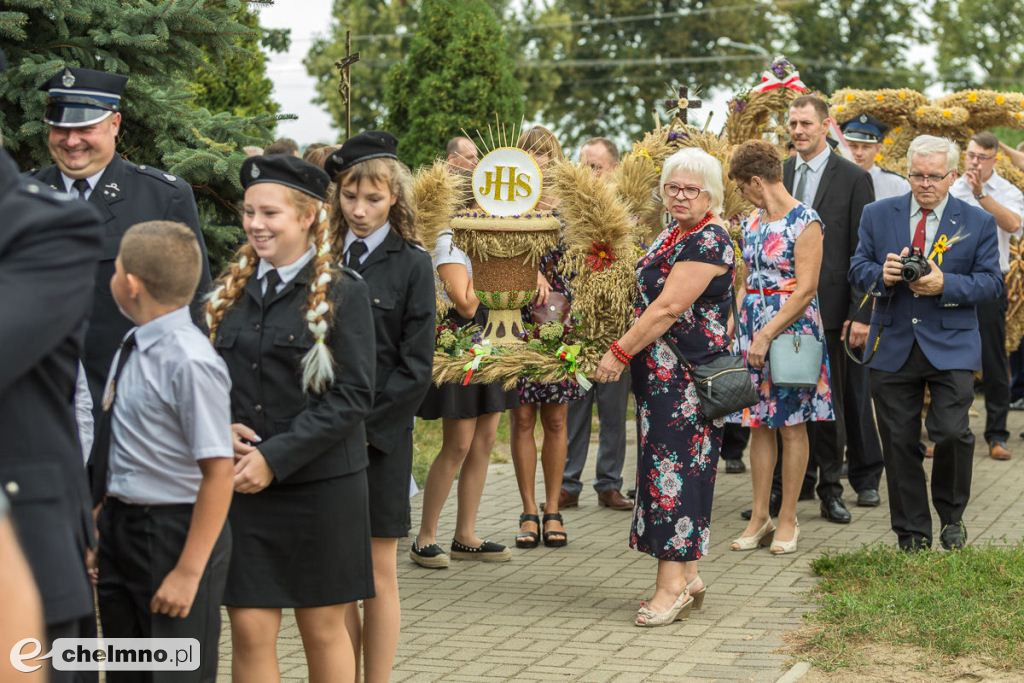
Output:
[652, 211, 715, 260]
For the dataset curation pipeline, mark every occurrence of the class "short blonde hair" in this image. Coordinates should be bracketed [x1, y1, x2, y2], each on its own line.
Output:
[907, 135, 960, 173]
[120, 221, 201, 306]
[660, 148, 725, 215]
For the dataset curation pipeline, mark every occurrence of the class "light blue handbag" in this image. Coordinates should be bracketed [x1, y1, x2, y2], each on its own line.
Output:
[751, 211, 824, 388]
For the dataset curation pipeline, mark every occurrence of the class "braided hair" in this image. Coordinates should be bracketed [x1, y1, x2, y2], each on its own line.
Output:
[329, 157, 421, 255]
[206, 188, 338, 394]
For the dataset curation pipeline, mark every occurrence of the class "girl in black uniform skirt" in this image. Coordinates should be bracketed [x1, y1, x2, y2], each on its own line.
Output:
[205, 155, 376, 681]
[325, 132, 436, 682]
[410, 230, 518, 568]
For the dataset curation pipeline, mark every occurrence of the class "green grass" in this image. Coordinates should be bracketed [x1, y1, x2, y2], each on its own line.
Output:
[796, 544, 1024, 671]
[412, 414, 511, 486]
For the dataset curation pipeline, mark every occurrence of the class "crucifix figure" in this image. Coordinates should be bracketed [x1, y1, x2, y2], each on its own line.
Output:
[334, 30, 361, 140]
[664, 86, 702, 126]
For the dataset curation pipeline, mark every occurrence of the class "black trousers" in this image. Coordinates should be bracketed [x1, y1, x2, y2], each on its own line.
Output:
[844, 359, 884, 492]
[97, 500, 230, 683]
[871, 342, 975, 548]
[978, 291, 1010, 444]
[722, 423, 750, 461]
[46, 616, 100, 683]
[804, 328, 847, 500]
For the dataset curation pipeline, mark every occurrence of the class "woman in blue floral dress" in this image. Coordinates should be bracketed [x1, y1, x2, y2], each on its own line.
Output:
[726, 140, 832, 557]
[594, 149, 734, 627]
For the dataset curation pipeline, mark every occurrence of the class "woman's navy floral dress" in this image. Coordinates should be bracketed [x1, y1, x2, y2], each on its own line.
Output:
[629, 222, 734, 561]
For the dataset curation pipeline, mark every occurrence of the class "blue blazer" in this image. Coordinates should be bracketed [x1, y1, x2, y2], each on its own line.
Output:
[848, 193, 1002, 373]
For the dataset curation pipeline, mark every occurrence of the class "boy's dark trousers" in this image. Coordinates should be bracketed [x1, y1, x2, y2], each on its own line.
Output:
[97, 498, 230, 683]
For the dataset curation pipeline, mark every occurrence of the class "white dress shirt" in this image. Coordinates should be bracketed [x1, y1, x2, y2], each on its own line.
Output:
[869, 164, 911, 200]
[793, 145, 831, 206]
[257, 246, 315, 295]
[60, 168, 105, 200]
[106, 307, 233, 505]
[909, 194, 950, 258]
[342, 221, 392, 265]
[950, 170, 1024, 273]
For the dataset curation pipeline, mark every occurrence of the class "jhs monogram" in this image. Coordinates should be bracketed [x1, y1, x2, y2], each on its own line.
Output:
[478, 165, 532, 202]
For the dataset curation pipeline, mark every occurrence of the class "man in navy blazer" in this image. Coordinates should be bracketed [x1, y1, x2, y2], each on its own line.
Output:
[849, 135, 1002, 551]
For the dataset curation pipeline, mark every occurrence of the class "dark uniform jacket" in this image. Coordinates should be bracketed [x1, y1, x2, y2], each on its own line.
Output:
[214, 264, 376, 484]
[783, 151, 875, 330]
[350, 229, 436, 454]
[31, 154, 212, 404]
[0, 149, 102, 625]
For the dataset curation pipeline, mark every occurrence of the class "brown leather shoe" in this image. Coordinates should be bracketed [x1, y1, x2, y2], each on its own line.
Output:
[558, 489, 579, 509]
[989, 442, 1012, 461]
[597, 489, 633, 510]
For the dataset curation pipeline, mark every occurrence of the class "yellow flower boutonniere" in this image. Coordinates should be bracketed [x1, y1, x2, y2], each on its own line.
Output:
[928, 229, 970, 266]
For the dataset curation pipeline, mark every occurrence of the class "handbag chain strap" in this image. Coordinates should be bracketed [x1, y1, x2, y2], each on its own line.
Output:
[656, 223, 744, 370]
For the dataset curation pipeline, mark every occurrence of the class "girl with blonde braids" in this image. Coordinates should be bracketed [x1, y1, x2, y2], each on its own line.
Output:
[325, 131, 436, 683]
[208, 155, 376, 681]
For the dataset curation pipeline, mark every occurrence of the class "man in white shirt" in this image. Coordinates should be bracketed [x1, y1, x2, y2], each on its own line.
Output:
[950, 131, 1023, 461]
[841, 113, 911, 200]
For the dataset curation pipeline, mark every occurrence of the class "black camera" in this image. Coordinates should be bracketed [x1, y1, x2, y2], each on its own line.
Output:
[901, 246, 931, 282]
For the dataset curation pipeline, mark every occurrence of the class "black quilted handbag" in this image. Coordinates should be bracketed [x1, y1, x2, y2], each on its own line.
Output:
[660, 298, 759, 420]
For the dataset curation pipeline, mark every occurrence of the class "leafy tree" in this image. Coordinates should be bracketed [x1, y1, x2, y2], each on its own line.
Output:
[527, 0, 776, 150]
[304, 0, 565, 140]
[780, 0, 928, 94]
[383, 0, 523, 169]
[304, 0, 421, 138]
[933, 0, 1024, 91]
[0, 0, 284, 269]
[191, 5, 289, 133]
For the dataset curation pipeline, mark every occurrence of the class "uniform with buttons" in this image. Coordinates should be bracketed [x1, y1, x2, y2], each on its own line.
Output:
[0, 147, 103, 630]
[31, 67, 213, 416]
[213, 155, 378, 607]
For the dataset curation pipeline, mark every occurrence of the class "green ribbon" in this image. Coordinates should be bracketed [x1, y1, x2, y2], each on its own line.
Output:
[556, 344, 592, 391]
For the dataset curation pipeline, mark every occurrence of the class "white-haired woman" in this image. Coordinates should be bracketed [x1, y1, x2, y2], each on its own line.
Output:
[594, 148, 735, 626]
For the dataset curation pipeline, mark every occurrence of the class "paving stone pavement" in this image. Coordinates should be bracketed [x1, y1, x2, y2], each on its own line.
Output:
[217, 400, 1024, 681]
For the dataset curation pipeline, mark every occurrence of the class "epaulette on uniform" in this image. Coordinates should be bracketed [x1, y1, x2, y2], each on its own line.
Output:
[340, 265, 364, 281]
[132, 162, 186, 188]
[411, 243, 428, 252]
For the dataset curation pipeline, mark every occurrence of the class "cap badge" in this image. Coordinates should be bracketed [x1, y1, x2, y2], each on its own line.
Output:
[62, 69, 75, 88]
[859, 114, 868, 123]
[251, 164, 260, 179]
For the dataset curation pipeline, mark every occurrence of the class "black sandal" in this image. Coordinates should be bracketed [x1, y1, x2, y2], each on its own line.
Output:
[542, 512, 568, 548]
[516, 513, 540, 549]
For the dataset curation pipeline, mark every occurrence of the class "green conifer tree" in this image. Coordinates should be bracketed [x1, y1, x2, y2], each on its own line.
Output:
[383, 0, 523, 169]
[0, 0, 284, 269]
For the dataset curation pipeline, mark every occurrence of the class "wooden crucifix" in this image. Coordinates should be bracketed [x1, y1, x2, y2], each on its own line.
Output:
[664, 86, 702, 126]
[334, 30, 361, 140]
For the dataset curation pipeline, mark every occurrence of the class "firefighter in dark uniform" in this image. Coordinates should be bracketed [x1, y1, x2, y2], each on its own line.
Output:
[0, 140, 103, 678]
[30, 67, 212, 408]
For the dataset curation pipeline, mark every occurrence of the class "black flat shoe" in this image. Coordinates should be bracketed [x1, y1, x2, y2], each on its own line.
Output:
[856, 489, 880, 507]
[451, 539, 512, 562]
[542, 512, 568, 548]
[515, 513, 540, 549]
[409, 540, 449, 569]
[820, 497, 852, 524]
[724, 459, 746, 474]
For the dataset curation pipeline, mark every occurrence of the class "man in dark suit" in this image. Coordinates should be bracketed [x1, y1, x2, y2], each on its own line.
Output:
[850, 134, 1002, 550]
[30, 67, 212, 410]
[779, 95, 875, 523]
[0, 143, 102, 676]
